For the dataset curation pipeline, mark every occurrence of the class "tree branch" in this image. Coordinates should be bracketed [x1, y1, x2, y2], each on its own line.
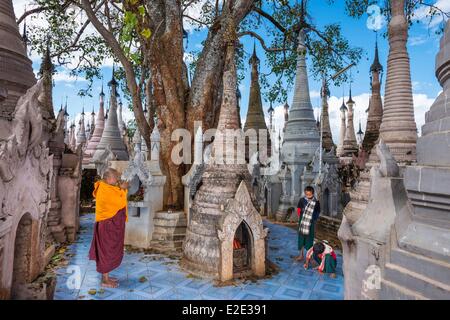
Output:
[238, 31, 291, 52]
[252, 6, 286, 34]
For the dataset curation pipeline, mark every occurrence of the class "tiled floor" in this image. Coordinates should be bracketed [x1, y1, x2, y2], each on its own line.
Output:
[54, 213, 344, 300]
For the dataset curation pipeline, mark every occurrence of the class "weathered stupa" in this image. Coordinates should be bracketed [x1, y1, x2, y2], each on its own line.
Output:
[243, 44, 271, 160]
[320, 79, 335, 152]
[338, 0, 419, 299]
[90, 105, 96, 136]
[336, 98, 347, 156]
[381, 20, 450, 299]
[378, 0, 417, 163]
[0, 0, 36, 120]
[275, 28, 320, 220]
[362, 39, 384, 154]
[83, 87, 105, 166]
[341, 88, 358, 157]
[181, 26, 267, 281]
[92, 71, 129, 162]
[76, 108, 87, 147]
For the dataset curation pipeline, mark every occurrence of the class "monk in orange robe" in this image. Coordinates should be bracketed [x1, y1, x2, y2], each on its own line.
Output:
[89, 168, 129, 288]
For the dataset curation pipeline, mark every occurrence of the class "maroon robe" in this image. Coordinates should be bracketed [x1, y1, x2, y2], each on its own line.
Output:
[88, 208, 126, 274]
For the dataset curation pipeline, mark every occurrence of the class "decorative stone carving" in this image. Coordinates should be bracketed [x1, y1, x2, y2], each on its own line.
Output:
[217, 181, 268, 282]
[92, 144, 117, 178]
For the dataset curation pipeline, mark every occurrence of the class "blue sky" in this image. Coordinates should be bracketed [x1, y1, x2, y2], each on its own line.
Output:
[15, 0, 447, 143]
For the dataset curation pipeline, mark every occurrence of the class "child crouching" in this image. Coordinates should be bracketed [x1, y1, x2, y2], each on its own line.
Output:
[304, 241, 337, 278]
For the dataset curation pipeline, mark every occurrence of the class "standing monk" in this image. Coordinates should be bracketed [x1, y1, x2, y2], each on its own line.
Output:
[295, 186, 320, 262]
[89, 168, 129, 288]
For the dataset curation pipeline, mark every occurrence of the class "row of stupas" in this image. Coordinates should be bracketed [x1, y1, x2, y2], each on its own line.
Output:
[59, 68, 129, 167]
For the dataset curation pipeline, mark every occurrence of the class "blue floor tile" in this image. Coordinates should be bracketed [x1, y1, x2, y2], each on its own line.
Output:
[54, 213, 344, 300]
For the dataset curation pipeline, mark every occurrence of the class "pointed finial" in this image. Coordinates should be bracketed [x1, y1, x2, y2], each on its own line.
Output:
[357, 120, 364, 135]
[347, 84, 355, 104]
[340, 96, 347, 112]
[249, 41, 259, 66]
[370, 33, 383, 73]
[108, 65, 118, 87]
[100, 81, 105, 97]
[268, 101, 274, 114]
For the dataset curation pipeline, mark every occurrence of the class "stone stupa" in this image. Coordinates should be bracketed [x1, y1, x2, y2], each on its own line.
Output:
[243, 43, 271, 161]
[339, 0, 419, 299]
[76, 108, 87, 147]
[83, 86, 105, 166]
[0, 0, 36, 120]
[341, 87, 359, 158]
[320, 79, 335, 152]
[181, 26, 266, 280]
[276, 28, 320, 220]
[92, 70, 129, 163]
[381, 19, 450, 299]
[362, 39, 383, 154]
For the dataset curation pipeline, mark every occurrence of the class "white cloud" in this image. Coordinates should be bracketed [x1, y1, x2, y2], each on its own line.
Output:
[53, 70, 88, 83]
[409, 36, 428, 46]
[413, 0, 450, 28]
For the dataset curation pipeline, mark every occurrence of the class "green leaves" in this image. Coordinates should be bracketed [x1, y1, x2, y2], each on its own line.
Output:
[141, 28, 152, 39]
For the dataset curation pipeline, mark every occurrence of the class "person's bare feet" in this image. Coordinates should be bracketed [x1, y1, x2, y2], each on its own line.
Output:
[295, 255, 304, 262]
[330, 273, 336, 279]
[109, 276, 119, 282]
[101, 279, 118, 288]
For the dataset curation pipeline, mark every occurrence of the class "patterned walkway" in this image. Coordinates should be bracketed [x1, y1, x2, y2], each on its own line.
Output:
[54, 213, 344, 300]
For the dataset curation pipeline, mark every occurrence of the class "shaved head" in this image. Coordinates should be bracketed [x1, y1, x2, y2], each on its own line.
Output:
[103, 168, 120, 184]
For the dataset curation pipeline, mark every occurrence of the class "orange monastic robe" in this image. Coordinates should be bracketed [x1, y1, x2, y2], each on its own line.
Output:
[93, 180, 128, 222]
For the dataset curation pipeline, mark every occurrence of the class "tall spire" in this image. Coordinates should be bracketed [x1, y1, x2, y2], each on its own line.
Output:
[378, 0, 417, 163]
[22, 19, 28, 53]
[342, 85, 359, 156]
[38, 39, 55, 120]
[83, 85, 107, 166]
[362, 37, 384, 153]
[281, 28, 320, 164]
[77, 107, 87, 146]
[357, 120, 364, 145]
[92, 68, 129, 162]
[244, 42, 271, 160]
[90, 105, 96, 134]
[0, 0, 36, 119]
[320, 78, 334, 152]
[336, 97, 347, 156]
[370, 36, 383, 73]
[118, 99, 126, 136]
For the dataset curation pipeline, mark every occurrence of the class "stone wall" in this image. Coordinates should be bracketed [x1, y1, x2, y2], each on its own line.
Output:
[316, 215, 341, 247]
